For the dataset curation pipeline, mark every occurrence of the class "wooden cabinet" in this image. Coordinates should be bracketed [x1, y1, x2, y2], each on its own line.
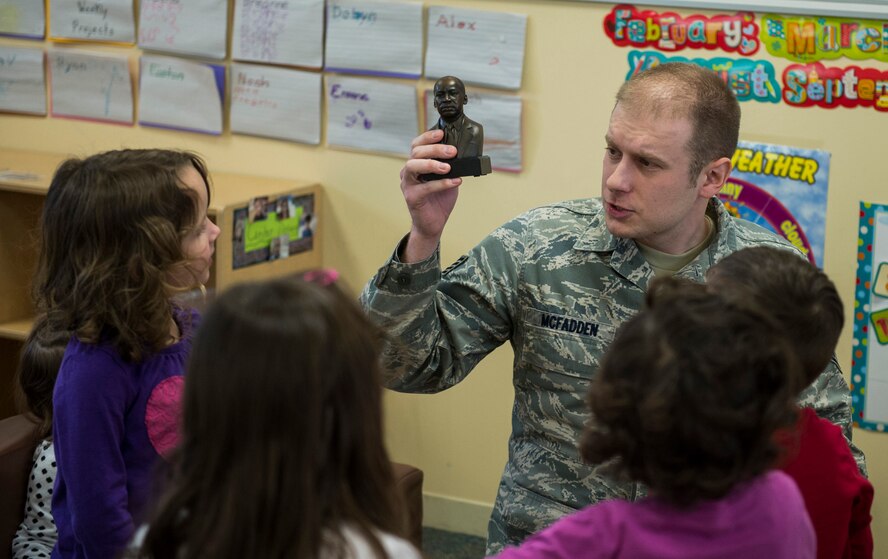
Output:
[0, 148, 322, 419]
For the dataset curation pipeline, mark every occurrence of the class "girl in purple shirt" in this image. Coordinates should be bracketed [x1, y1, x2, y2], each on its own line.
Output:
[493, 278, 815, 559]
[33, 149, 221, 559]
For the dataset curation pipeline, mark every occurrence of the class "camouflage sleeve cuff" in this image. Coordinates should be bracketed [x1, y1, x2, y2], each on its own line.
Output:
[372, 234, 442, 294]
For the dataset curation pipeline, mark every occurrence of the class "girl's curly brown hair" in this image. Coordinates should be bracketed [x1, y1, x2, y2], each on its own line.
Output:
[34, 149, 210, 362]
[581, 277, 802, 507]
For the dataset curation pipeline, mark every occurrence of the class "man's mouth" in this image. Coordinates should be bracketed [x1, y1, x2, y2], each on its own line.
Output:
[606, 201, 633, 216]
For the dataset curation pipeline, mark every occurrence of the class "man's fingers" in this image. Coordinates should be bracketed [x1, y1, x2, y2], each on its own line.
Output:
[411, 142, 457, 161]
[411, 129, 445, 149]
[408, 177, 462, 201]
[403, 158, 450, 182]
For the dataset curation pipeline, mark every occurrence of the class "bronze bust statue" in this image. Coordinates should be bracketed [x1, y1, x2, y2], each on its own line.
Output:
[431, 76, 484, 158]
[421, 75, 491, 181]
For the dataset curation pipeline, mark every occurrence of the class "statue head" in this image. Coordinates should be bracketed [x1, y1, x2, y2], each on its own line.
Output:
[433, 76, 468, 123]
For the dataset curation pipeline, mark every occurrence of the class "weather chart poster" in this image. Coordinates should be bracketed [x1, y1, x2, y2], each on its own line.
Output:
[719, 141, 829, 267]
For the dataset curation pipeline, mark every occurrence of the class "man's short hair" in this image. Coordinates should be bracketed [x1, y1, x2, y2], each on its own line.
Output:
[616, 62, 740, 180]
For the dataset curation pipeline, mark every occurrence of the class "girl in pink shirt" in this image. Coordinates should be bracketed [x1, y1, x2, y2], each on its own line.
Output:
[493, 278, 815, 559]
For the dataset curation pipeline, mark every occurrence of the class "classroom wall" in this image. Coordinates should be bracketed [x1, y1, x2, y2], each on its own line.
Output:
[1, 0, 886, 554]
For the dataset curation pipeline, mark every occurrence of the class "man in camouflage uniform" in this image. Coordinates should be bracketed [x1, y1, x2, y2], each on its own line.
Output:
[361, 63, 864, 554]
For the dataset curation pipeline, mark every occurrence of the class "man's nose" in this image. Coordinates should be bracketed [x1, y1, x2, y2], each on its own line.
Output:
[605, 160, 632, 192]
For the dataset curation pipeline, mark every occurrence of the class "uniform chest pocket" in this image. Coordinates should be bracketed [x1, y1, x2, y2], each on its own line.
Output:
[519, 307, 616, 379]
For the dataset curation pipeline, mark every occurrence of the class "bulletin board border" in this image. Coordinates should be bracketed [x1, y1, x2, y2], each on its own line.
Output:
[851, 201, 887, 433]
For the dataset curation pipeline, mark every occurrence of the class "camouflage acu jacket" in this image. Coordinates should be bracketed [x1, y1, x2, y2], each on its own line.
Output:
[360, 197, 863, 554]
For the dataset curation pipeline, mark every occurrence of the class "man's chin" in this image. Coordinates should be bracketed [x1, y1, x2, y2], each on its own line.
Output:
[604, 215, 631, 237]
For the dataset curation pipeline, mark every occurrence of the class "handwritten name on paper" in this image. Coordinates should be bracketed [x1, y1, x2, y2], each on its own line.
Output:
[433, 13, 476, 31]
[325, 0, 422, 77]
[49, 50, 133, 123]
[230, 63, 322, 144]
[232, 0, 323, 67]
[233, 73, 275, 107]
[138, 0, 227, 58]
[0, 46, 46, 114]
[139, 0, 183, 46]
[329, 5, 376, 24]
[325, 75, 418, 156]
[425, 6, 527, 90]
[148, 62, 184, 80]
[237, 73, 270, 88]
[330, 83, 369, 101]
[236, 1, 289, 61]
[139, 55, 223, 134]
[54, 58, 88, 73]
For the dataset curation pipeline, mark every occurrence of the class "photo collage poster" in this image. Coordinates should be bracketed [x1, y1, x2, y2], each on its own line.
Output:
[232, 193, 316, 269]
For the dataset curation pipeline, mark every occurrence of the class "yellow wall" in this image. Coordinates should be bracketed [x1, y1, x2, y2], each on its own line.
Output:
[1, 0, 885, 554]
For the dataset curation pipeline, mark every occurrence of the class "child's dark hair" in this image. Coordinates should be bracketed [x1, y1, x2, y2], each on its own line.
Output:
[140, 272, 403, 559]
[581, 278, 801, 507]
[706, 246, 844, 389]
[34, 149, 210, 362]
[14, 315, 70, 439]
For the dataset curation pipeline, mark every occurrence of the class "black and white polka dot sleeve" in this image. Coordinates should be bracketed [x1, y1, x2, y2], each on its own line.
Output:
[11, 439, 58, 559]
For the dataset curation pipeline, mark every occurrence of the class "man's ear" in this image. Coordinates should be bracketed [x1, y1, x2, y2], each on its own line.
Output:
[698, 157, 731, 198]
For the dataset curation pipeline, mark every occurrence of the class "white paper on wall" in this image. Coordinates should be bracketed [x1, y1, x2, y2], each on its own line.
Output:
[232, 0, 324, 68]
[230, 63, 321, 144]
[0, 45, 46, 114]
[49, 48, 132, 123]
[324, 0, 422, 78]
[424, 88, 522, 172]
[0, 0, 45, 38]
[49, 0, 135, 43]
[138, 0, 228, 59]
[425, 6, 527, 90]
[139, 55, 224, 134]
[325, 75, 417, 156]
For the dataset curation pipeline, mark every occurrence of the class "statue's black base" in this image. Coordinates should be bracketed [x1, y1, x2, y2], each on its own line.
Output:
[420, 156, 491, 182]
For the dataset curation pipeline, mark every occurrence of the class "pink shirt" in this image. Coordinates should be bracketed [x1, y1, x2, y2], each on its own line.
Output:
[493, 471, 814, 559]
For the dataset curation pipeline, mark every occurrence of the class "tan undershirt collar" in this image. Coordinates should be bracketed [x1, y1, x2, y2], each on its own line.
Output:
[638, 215, 715, 277]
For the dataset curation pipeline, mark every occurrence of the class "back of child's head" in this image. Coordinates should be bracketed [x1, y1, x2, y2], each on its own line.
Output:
[14, 315, 71, 439]
[141, 271, 402, 559]
[581, 277, 802, 507]
[34, 149, 210, 361]
[707, 246, 844, 389]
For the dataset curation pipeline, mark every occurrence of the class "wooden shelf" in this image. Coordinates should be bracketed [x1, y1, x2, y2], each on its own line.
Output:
[0, 149, 65, 196]
[0, 318, 33, 341]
